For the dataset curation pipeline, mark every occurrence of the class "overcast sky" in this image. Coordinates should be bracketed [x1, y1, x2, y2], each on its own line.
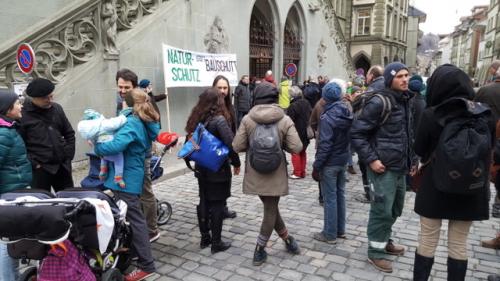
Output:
[412, 0, 490, 35]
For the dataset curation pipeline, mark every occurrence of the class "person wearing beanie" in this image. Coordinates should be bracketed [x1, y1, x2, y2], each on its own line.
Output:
[0, 90, 32, 280]
[351, 61, 416, 273]
[139, 78, 166, 126]
[312, 81, 353, 244]
[18, 78, 75, 192]
[409, 74, 426, 130]
[233, 81, 303, 266]
[286, 86, 312, 179]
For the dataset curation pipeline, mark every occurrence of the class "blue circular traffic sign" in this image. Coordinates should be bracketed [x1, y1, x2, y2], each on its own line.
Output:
[285, 63, 297, 77]
[16, 43, 35, 74]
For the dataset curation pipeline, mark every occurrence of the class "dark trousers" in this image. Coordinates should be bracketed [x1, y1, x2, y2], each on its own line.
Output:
[113, 191, 155, 273]
[258, 196, 286, 238]
[198, 199, 225, 242]
[31, 166, 74, 192]
[359, 162, 370, 198]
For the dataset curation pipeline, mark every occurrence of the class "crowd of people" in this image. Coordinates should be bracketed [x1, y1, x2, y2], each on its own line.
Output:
[1, 60, 500, 281]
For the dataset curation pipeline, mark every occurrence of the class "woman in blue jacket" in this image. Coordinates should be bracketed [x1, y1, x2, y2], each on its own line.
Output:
[0, 90, 32, 280]
[94, 88, 159, 281]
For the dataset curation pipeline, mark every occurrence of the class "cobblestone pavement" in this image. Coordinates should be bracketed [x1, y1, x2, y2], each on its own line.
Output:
[143, 148, 500, 281]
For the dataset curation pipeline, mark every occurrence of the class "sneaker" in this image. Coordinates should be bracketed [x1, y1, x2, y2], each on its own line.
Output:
[223, 208, 237, 219]
[149, 231, 160, 243]
[385, 239, 405, 256]
[368, 258, 393, 273]
[125, 268, 154, 281]
[337, 233, 347, 239]
[289, 174, 301, 179]
[253, 245, 267, 266]
[313, 232, 337, 244]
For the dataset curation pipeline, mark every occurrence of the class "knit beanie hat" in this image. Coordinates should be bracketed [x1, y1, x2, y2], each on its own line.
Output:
[26, 78, 54, 97]
[0, 90, 19, 116]
[139, 79, 151, 89]
[253, 81, 278, 105]
[383, 62, 408, 88]
[409, 80, 424, 92]
[322, 81, 342, 103]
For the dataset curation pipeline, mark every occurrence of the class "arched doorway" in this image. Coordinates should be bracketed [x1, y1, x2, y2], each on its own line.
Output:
[283, 6, 302, 84]
[354, 52, 371, 76]
[249, 1, 275, 80]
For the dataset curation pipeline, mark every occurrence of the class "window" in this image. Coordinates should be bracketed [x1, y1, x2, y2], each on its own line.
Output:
[356, 8, 371, 35]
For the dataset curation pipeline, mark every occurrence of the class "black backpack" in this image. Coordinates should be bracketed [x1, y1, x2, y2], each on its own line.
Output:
[248, 120, 283, 174]
[431, 98, 492, 194]
[352, 92, 393, 125]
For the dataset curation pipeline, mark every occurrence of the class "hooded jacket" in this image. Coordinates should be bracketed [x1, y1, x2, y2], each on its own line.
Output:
[232, 104, 302, 196]
[313, 101, 353, 170]
[94, 108, 159, 195]
[414, 64, 492, 220]
[0, 116, 32, 192]
[286, 96, 312, 147]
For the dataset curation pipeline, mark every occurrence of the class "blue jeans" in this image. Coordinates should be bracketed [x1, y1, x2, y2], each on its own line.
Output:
[0, 243, 18, 280]
[320, 165, 346, 239]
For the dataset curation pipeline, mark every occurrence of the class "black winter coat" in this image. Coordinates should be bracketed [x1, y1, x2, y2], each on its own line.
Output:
[195, 115, 240, 200]
[234, 82, 252, 113]
[414, 107, 492, 220]
[18, 100, 75, 174]
[286, 97, 312, 147]
[414, 64, 493, 221]
[351, 88, 414, 172]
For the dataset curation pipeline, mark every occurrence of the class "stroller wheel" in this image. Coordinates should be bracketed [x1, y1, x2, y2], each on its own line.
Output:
[157, 201, 172, 225]
[101, 268, 123, 281]
[19, 266, 37, 281]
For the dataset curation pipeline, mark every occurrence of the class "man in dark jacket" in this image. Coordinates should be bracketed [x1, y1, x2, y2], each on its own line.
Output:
[312, 81, 353, 244]
[351, 62, 415, 273]
[139, 79, 166, 126]
[365, 65, 384, 93]
[18, 78, 75, 192]
[303, 77, 322, 108]
[233, 75, 251, 128]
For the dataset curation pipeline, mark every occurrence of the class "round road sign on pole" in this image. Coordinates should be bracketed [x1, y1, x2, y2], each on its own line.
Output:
[16, 43, 35, 74]
[284, 63, 297, 77]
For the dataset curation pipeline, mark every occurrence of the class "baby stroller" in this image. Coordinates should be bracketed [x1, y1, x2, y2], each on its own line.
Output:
[0, 188, 132, 281]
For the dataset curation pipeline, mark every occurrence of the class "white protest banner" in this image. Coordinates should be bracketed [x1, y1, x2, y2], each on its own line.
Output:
[162, 44, 238, 88]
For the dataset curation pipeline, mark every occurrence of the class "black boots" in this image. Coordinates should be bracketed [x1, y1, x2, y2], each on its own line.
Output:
[210, 205, 231, 254]
[413, 252, 434, 281]
[447, 257, 467, 281]
[196, 205, 211, 249]
[253, 245, 267, 266]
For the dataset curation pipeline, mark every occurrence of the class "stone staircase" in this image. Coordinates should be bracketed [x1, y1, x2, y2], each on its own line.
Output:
[0, 0, 171, 89]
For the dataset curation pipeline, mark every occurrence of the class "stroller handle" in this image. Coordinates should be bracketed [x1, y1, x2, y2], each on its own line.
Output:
[64, 200, 94, 220]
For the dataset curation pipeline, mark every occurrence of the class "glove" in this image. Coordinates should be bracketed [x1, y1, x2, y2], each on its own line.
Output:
[312, 168, 320, 182]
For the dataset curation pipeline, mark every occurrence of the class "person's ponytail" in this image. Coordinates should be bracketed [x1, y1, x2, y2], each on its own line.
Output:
[125, 89, 159, 122]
